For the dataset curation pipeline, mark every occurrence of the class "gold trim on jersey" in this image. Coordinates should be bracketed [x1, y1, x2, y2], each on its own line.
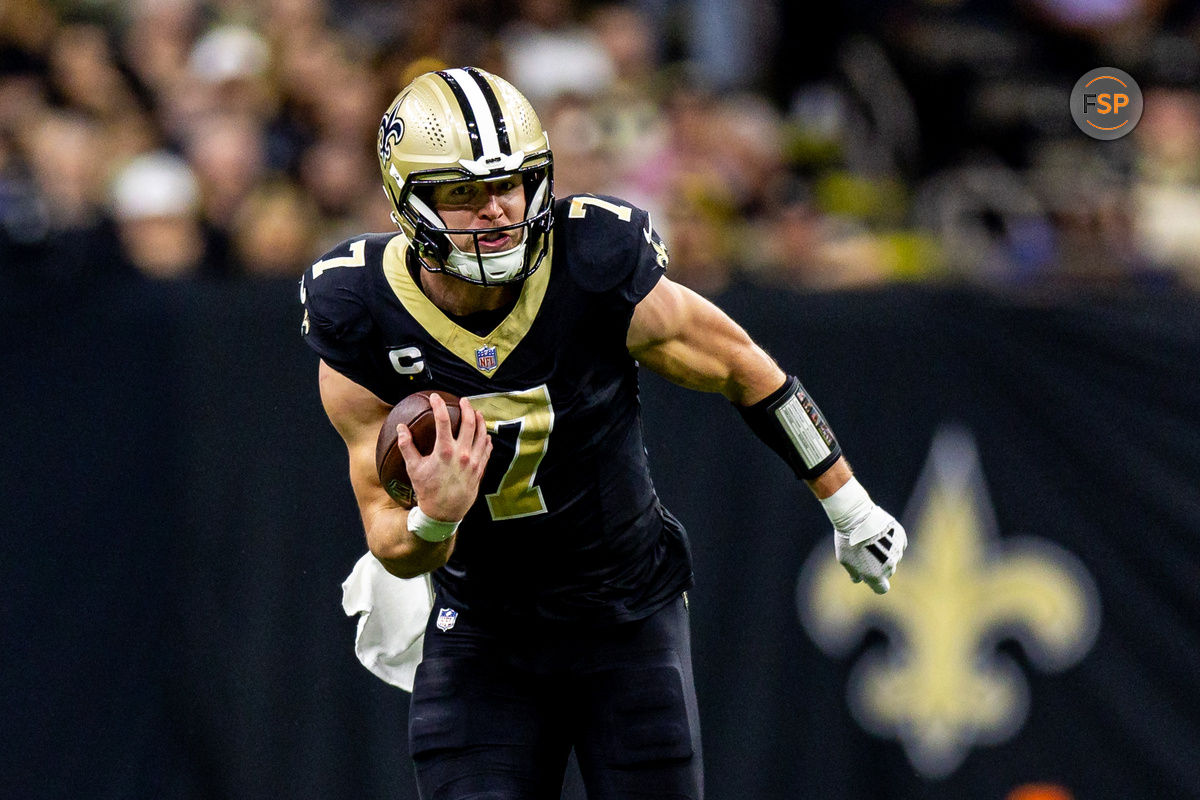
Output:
[381, 232, 553, 377]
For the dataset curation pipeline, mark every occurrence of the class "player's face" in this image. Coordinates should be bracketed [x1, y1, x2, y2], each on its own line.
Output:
[431, 177, 527, 254]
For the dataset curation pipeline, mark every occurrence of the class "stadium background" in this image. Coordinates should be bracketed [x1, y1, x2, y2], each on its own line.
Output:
[2, 1, 1198, 798]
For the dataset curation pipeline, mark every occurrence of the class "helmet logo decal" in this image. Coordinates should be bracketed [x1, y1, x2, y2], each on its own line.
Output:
[378, 103, 405, 164]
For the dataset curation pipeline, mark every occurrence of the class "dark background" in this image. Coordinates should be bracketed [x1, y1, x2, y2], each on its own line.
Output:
[3, 276, 1197, 799]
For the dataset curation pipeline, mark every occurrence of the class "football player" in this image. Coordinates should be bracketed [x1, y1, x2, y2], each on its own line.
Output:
[303, 66, 906, 800]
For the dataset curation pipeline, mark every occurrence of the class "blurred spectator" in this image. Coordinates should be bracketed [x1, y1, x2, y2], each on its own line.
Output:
[152, 21, 277, 150]
[747, 195, 895, 291]
[913, 160, 1056, 285]
[500, 0, 615, 106]
[0, 45, 48, 133]
[0, 131, 52, 269]
[0, 0, 58, 57]
[687, 0, 778, 90]
[1131, 85, 1200, 286]
[3, 108, 126, 281]
[118, 0, 200, 97]
[625, 83, 723, 212]
[187, 24, 271, 115]
[262, 0, 327, 42]
[658, 173, 740, 296]
[309, 59, 382, 147]
[590, 3, 658, 87]
[1025, 138, 1142, 285]
[109, 151, 224, 279]
[299, 136, 384, 245]
[18, 110, 104, 233]
[624, 85, 786, 226]
[369, 0, 497, 78]
[47, 23, 141, 121]
[99, 111, 164, 175]
[585, 3, 668, 172]
[541, 94, 612, 199]
[231, 179, 322, 277]
[181, 111, 268, 229]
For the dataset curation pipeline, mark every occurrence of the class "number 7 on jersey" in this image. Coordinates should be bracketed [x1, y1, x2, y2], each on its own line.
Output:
[469, 385, 554, 521]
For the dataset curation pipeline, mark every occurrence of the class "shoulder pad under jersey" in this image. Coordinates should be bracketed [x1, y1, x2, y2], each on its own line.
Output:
[554, 194, 669, 301]
[301, 232, 397, 368]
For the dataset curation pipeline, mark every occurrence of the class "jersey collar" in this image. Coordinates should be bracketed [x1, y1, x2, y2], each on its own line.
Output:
[381, 233, 553, 377]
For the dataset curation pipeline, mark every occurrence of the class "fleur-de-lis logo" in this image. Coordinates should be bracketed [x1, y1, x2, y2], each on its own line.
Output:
[799, 426, 1100, 779]
[377, 100, 405, 163]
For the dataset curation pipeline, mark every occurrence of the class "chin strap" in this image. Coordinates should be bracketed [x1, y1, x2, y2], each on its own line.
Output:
[446, 241, 529, 283]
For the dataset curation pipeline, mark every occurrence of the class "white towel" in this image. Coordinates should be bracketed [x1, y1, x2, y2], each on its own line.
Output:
[340, 552, 433, 692]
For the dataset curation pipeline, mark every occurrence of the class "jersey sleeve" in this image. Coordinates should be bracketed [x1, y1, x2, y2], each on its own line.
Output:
[558, 195, 669, 307]
[300, 238, 391, 400]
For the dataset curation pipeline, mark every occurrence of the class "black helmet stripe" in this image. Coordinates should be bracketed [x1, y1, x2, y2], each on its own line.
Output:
[436, 70, 483, 160]
[464, 67, 511, 154]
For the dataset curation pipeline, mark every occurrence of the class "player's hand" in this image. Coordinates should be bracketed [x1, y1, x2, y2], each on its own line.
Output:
[395, 394, 492, 523]
[833, 506, 906, 594]
[821, 477, 907, 594]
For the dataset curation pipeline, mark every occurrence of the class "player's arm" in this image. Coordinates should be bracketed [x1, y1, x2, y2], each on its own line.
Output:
[626, 277, 848, 494]
[317, 360, 490, 579]
[627, 277, 907, 593]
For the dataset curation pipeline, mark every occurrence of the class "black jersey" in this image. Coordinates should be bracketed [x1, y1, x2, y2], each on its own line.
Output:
[302, 195, 692, 625]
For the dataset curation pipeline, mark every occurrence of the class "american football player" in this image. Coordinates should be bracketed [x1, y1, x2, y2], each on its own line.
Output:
[303, 66, 906, 800]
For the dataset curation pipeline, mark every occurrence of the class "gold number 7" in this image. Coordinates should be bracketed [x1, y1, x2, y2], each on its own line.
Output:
[311, 239, 366, 279]
[568, 196, 632, 221]
[468, 385, 554, 521]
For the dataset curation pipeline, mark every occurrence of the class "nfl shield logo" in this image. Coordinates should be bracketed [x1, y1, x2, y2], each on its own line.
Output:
[436, 607, 458, 632]
[475, 345, 498, 372]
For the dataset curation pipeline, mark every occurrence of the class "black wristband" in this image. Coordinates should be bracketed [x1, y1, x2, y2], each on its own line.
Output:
[735, 376, 842, 480]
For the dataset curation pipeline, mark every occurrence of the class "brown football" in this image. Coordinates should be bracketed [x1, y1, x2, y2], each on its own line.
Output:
[375, 390, 462, 506]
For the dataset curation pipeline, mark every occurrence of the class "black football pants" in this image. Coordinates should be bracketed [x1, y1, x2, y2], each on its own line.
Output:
[409, 594, 703, 800]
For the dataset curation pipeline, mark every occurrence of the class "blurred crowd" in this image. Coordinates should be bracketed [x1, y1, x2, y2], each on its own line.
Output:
[2, 0, 1199, 293]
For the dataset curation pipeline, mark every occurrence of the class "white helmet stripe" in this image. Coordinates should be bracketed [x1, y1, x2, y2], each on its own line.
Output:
[444, 68, 502, 161]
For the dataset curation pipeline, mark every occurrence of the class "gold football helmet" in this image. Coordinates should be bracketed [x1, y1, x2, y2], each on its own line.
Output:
[377, 67, 554, 285]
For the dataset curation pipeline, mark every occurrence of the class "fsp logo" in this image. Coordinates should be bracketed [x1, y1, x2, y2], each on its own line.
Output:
[1070, 68, 1143, 140]
[798, 426, 1100, 779]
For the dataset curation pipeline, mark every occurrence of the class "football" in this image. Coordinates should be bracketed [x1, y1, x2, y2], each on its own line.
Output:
[375, 390, 462, 506]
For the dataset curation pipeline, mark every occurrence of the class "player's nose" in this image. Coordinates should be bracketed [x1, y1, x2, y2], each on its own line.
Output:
[478, 187, 506, 220]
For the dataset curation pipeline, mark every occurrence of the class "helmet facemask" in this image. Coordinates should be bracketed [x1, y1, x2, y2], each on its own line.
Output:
[397, 160, 553, 286]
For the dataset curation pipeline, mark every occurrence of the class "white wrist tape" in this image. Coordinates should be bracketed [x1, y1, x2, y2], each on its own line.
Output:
[407, 506, 460, 543]
[820, 476, 874, 532]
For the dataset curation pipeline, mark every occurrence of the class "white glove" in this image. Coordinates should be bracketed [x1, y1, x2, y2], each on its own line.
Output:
[821, 477, 907, 594]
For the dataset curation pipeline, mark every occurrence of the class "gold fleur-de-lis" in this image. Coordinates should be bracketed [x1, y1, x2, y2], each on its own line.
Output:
[799, 426, 1100, 779]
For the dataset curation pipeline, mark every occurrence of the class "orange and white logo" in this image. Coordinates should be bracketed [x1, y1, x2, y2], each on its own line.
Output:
[1071, 68, 1143, 140]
